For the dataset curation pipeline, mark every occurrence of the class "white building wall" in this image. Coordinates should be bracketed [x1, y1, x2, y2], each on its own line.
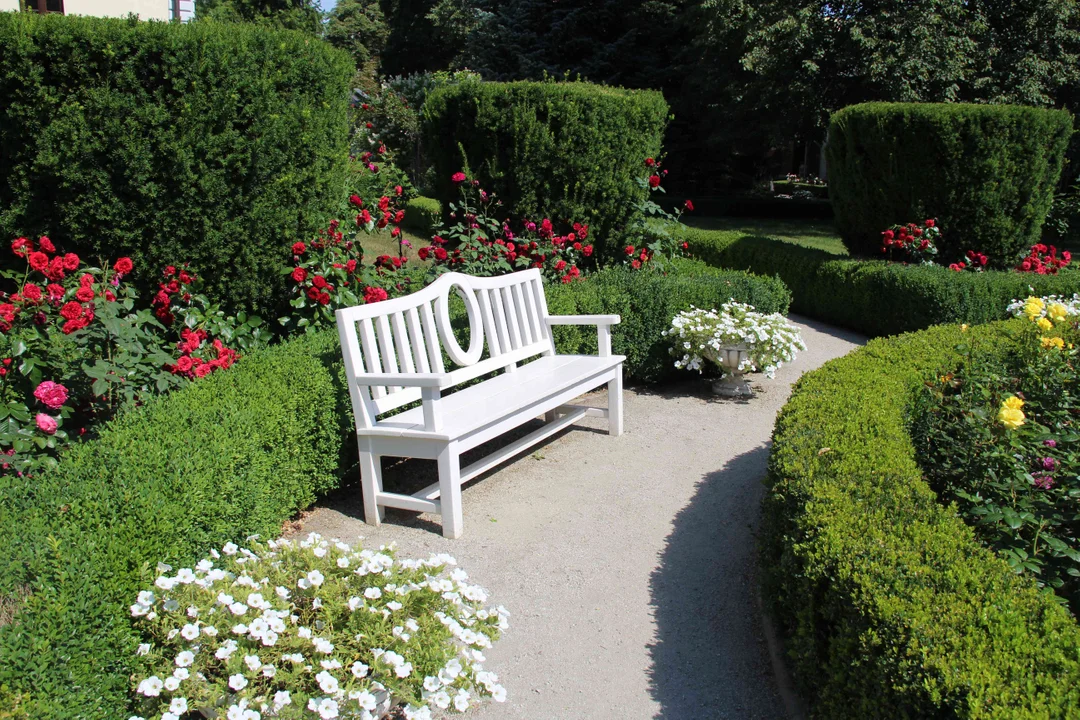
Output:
[65, 0, 169, 21]
[0, 1, 20, 11]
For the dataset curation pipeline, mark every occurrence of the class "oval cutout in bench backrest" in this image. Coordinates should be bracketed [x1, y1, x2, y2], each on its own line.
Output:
[335, 269, 555, 428]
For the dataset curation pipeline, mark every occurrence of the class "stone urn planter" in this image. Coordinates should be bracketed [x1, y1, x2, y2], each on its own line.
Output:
[705, 345, 754, 398]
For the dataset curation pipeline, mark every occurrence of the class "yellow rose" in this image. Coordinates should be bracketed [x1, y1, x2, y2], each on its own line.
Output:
[997, 406, 1025, 430]
[1042, 336, 1066, 350]
[960, 324, 969, 333]
[1003, 396, 1024, 410]
[1048, 303, 1069, 323]
[1024, 297, 1046, 319]
[1037, 317, 1053, 332]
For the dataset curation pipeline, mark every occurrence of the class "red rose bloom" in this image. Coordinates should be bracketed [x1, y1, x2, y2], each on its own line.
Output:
[645, 157, 655, 167]
[625, 245, 636, 256]
[75, 287, 94, 302]
[60, 301, 83, 321]
[306, 287, 319, 300]
[345, 259, 357, 273]
[349, 194, 363, 207]
[176, 355, 194, 373]
[363, 286, 389, 304]
[433, 247, 448, 261]
[418, 247, 430, 260]
[28, 252, 49, 272]
[451, 172, 467, 184]
[291, 267, 308, 283]
[312, 275, 328, 289]
[648, 175, 661, 188]
[104, 290, 116, 302]
[292, 242, 306, 255]
[22, 284, 42, 303]
[194, 363, 212, 378]
[555, 260, 567, 271]
[394, 185, 403, 196]
[46, 284, 64, 303]
[583, 245, 593, 256]
[317, 292, 331, 305]
[926, 219, 935, 227]
[113, 257, 134, 275]
[38, 236, 55, 254]
[631, 260, 642, 269]
[11, 237, 30, 256]
[684, 200, 694, 211]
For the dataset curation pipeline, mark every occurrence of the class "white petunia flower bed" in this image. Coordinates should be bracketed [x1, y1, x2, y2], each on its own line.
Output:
[129, 533, 508, 720]
[663, 301, 806, 378]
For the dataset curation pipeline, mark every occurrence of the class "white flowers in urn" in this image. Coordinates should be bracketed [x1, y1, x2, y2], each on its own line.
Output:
[128, 533, 508, 720]
[664, 301, 806, 397]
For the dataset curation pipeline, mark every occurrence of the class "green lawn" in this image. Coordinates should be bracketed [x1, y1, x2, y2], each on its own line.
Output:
[681, 216, 847, 255]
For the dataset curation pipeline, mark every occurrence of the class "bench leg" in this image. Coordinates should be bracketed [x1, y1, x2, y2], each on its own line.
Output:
[544, 409, 557, 423]
[437, 445, 464, 539]
[358, 451, 384, 526]
[608, 370, 623, 436]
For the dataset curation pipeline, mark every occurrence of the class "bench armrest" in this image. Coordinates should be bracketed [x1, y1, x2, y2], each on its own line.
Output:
[546, 314, 621, 326]
[353, 372, 451, 389]
[546, 314, 621, 357]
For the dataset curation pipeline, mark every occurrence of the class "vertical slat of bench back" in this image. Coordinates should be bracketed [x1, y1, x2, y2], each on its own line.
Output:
[335, 269, 556, 425]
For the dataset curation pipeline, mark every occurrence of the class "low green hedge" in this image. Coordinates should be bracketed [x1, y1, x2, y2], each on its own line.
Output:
[403, 196, 442, 235]
[0, 331, 348, 718]
[687, 228, 1080, 336]
[544, 260, 791, 382]
[764, 321, 1080, 717]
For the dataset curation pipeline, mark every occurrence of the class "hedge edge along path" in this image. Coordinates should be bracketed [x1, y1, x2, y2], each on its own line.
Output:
[762, 320, 1080, 719]
[685, 228, 1080, 337]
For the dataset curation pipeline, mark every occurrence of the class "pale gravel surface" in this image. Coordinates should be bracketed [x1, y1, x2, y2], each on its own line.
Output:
[299, 316, 866, 720]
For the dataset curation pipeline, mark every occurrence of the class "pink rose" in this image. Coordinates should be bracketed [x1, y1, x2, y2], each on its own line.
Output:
[451, 172, 467, 184]
[33, 380, 69, 410]
[35, 413, 57, 435]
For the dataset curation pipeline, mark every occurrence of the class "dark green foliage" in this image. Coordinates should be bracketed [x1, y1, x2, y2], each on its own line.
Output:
[326, 0, 390, 69]
[196, 0, 323, 33]
[544, 260, 791, 382]
[403, 196, 442, 235]
[687, 228, 1080, 337]
[763, 321, 1080, 718]
[0, 331, 348, 718]
[827, 103, 1073, 264]
[0, 13, 354, 315]
[421, 80, 669, 259]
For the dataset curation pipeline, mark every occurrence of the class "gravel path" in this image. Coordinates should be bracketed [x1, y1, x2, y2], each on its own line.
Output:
[300, 316, 866, 719]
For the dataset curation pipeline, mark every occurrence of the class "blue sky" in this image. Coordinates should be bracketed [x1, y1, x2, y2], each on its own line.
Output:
[319, 0, 337, 11]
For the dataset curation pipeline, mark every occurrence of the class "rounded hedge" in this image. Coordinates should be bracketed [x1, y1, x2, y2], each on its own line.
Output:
[826, 103, 1073, 265]
[764, 321, 1080, 717]
[421, 80, 669, 260]
[403, 196, 442, 236]
[0, 331, 348, 718]
[686, 227, 1080, 337]
[0, 13, 355, 315]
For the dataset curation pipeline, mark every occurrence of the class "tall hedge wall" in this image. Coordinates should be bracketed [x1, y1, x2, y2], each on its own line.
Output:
[421, 80, 669, 259]
[764, 321, 1080, 717]
[0, 331, 348, 719]
[826, 103, 1072, 265]
[0, 13, 354, 314]
[686, 228, 1080, 337]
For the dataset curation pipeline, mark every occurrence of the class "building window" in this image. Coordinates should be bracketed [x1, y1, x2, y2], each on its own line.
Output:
[26, 0, 65, 13]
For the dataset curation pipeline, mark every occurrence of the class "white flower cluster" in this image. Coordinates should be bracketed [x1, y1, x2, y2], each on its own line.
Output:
[1006, 293, 1080, 319]
[129, 533, 509, 720]
[663, 301, 806, 379]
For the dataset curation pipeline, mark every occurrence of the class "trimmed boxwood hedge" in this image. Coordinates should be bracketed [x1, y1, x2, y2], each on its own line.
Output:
[764, 320, 1080, 718]
[403, 196, 442, 235]
[543, 260, 791, 382]
[0, 13, 354, 315]
[686, 228, 1080, 336]
[0, 331, 348, 719]
[827, 103, 1073, 265]
[421, 80, 669, 260]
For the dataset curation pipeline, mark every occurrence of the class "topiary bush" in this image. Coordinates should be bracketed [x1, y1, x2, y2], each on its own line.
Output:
[0, 12, 354, 315]
[403, 195, 442, 235]
[764, 320, 1080, 718]
[826, 103, 1073, 265]
[686, 228, 1080, 336]
[544, 260, 791, 382]
[0, 330, 348, 719]
[421, 80, 669, 260]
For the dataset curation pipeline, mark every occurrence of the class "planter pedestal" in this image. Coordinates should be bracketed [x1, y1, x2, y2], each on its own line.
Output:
[707, 345, 754, 399]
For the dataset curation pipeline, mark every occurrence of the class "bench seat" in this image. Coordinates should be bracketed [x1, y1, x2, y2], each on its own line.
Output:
[371, 354, 625, 441]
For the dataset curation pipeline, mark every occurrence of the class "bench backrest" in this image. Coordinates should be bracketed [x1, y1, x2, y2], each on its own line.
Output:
[335, 269, 555, 428]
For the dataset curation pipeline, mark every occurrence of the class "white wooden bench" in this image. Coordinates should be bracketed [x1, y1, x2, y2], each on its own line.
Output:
[335, 268, 624, 538]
